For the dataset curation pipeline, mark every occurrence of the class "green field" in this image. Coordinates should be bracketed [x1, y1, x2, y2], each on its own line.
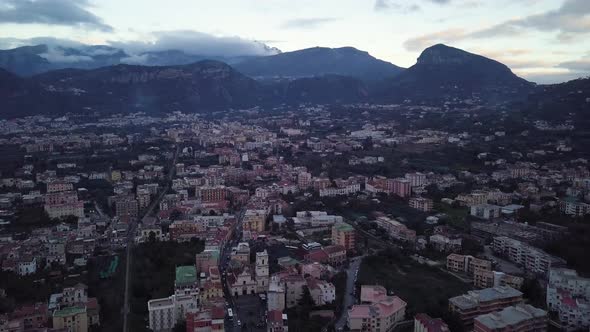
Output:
[358, 249, 471, 318]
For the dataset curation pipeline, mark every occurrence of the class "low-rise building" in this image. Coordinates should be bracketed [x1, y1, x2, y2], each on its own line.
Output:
[473, 304, 547, 332]
[414, 313, 450, 332]
[546, 268, 590, 331]
[449, 286, 523, 329]
[348, 285, 407, 332]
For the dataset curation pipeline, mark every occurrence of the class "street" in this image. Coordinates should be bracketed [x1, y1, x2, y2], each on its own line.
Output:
[334, 256, 363, 330]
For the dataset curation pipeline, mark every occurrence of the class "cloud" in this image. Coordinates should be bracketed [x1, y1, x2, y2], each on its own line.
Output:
[38, 46, 93, 63]
[109, 30, 280, 58]
[403, 0, 590, 51]
[374, 0, 451, 12]
[0, 0, 112, 31]
[557, 53, 590, 72]
[280, 17, 339, 29]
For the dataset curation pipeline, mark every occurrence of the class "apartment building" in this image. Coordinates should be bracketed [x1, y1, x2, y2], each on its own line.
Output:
[186, 306, 225, 332]
[473, 304, 547, 332]
[148, 294, 199, 331]
[307, 279, 336, 306]
[375, 217, 416, 243]
[392, 178, 411, 198]
[47, 181, 74, 193]
[52, 307, 88, 332]
[297, 172, 312, 189]
[115, 198, 139, 218]
[546, 268, 590, 331]
[446, 254, 492, 276]
[267, 310, 288, 332]
[243, 209, 266, 233]
[414, 313, 450, 332]
[348, 285, 407, 332]
[331, 221, 356, 251]
[470, 204, 502, 220]
[492, 237, 565, 275]
[449, 286, 523, 329]
[474, 270, 524, 290]
[409, 197, 434, 212]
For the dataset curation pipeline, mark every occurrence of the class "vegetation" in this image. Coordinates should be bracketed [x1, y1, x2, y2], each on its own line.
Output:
[357, 249, 471, 318]
[128, 239, 205, 332]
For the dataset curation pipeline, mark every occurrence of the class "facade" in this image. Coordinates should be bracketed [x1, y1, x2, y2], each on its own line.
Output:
[449, 286, 524, 329]
[474, 270, 524, 290]
[546, 268, 590, 331]
[392, 178, 411, 198]
[375, 217, 416, 243]
[331, 221, 356, 252]
[348, 285, 407, 332]
[282, 275, 307, 308]
[307, 279, 336, 306]
[147, 294, 199, 331]
[470, 204, 502, 220]
[186, 306, 225, 332]
[446, 254, 492, 276]
[256, 250, 270, 293]
[297, 172, 312, 189]
[559, 197, 590, 216]
[473, 304, 547, 332]
[493, 237, 564, 275]
[267, 310, 288, 332]
[52, 307, 88, 332]
[243, 209, 266, 233]
[414, 313, 450, 332]
[409, 197, 434, 212]
[115, 198, 139, 218]
[268, 276, 286, 312]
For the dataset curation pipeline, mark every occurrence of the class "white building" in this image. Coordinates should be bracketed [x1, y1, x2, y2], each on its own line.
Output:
[267, 276, 286, 312]
[493, 236, 565, 275]
[546, 268, 590, 331]
[147, 294, 199, 331]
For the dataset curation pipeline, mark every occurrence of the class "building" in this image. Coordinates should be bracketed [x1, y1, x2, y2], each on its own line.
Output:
[375, 217, 416, 243]
[297, 172, 312, 189]
[267, 310, 288, 332]
[186, 306, 225, 332]
[175, 265, 199, 296]
[348, 285, 407, 332]
[446, 254, 492, 276]
[52, 306, 88, 332]
[331, 221, 356, 251]
[115, 198, 139, 219]
[196, 250, 220, 275]
[471, 204, 502, 220]
[147, 294, 199, 331]
[197, 186, 227, 202]
[282, 275, 307, 308]
[414, 313, 450, 332]
[268, 276, 286, 312]
[47, 181, 74, 193]
[256, 250, 270, 293]
[473, 304, 547, 332]
[243, 209, 266, 233]
[409, 197, 434, 212]
[307, 279, 336, 306]
[493, 237, 565, 275]
[546, 268, 590, 331]
[474, 270, 524, 290]
[405, 172, 427, 188]
[429, 234, 462, 253]
[449, 286, 523, 329]
[559, 197, 590, 216]
[392, 178, 411, 198]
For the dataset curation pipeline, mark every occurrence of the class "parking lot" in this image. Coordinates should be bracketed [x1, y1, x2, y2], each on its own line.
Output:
[233, 294, 267, 332]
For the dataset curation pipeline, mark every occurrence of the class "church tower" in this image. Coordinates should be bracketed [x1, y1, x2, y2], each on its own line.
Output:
[256, 250, 269, 292]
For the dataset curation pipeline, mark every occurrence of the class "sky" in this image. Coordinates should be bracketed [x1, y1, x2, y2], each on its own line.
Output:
[0, 0, 589, 83]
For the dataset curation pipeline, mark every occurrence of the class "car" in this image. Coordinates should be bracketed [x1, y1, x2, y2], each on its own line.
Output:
[237, 320, 242, 326]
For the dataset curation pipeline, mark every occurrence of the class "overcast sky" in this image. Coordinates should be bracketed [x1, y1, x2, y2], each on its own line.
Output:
[0, 0, 589, 83]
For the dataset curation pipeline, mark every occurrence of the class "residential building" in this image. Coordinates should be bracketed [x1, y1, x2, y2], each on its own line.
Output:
[267, 310, 288, 332]
[243, 209, 266, 233]
[392, 178, 411, 198]
[268, 276, 286, 312]
[307, 279, 336, 306]
[375, 217, 416, 243]
[148, 294, 199, 331]
[493, 237, 565, 275]
[409, 197, 434, 212]
[474, 270, 524, 290]
[473, 304, 547, 332]
[446, 254, 492, 276]
[471, 204, 502, 220]
[115, 198, 139, 218]
[559, 197, 590, 216]
[414, 313, 449, 332]
[546, 268, 590, 331]
[348, 285, 407, 332]
[449, 286, 523, 329]
[186, 306, 225, 332]
[52, 306, 88, 332]
[331, 221, 356, 251]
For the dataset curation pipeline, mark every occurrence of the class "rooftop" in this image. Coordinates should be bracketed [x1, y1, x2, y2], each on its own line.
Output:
[475, 304, 546, 329]
[53, 306, 86, 318]
[175, 265, 197, 286]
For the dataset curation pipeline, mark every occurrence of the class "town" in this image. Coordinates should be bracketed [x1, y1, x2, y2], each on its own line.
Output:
[0, 102, 588, 332]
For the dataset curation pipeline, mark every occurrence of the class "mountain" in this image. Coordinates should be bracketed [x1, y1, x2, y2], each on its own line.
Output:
[234, 47, 404, 81]
[270, 75, 369, 103]
[377, 44, 534, 104]
[0, 60, 265, 117]
[523, 77, 590, 124]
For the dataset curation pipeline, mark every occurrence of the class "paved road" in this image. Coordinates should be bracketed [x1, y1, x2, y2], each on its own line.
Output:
[122, 145, 179, 332]
[335, 256, 363, 330]
[220, 208, 245, 331]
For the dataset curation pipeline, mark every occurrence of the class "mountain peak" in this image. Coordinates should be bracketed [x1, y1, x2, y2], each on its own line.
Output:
[417, 43, 480, 65]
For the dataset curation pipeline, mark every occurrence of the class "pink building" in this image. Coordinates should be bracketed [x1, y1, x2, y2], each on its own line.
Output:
[348, 285, 407, 332]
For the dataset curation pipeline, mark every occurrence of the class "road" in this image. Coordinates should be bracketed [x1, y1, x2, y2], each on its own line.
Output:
[219, 208, 245, 331]
[122, 144, 179, 332]
[334, 256, 363, 330]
